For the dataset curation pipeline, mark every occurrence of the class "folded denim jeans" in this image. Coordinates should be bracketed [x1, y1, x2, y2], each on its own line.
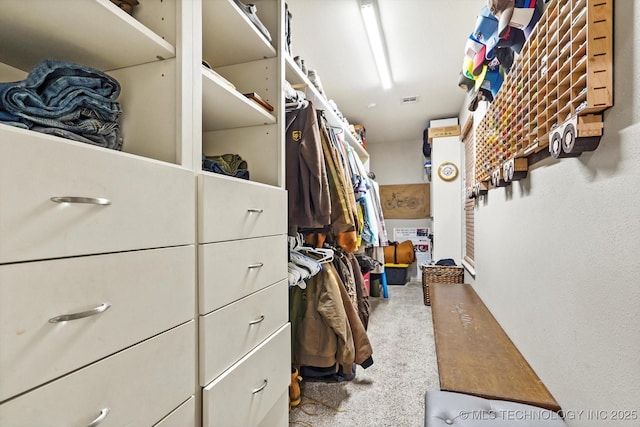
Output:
[0, 60, 121, 121]
[0, 59, 123, 150]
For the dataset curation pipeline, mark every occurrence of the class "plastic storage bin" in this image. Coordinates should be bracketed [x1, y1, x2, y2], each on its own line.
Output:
[384, 263, 409, 285]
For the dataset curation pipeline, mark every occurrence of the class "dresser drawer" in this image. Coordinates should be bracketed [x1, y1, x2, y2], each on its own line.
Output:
[154, 396, 196, 427]
[203, 324, 290, 427]
[0, 126, 195, 263]
[257, 392, 289, 427]
[199, 280, 288, 386]
[0, 321, 195, 427]
[198, 173, 286, 243]
[0, 246, 196, 402]
[198, 234, 287, 313]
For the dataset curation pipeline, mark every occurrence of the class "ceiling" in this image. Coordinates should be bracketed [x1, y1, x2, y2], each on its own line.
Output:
[286, 0, 483, 145]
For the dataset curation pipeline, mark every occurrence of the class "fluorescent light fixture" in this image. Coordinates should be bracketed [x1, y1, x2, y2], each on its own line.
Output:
[360, 0, 392, 89]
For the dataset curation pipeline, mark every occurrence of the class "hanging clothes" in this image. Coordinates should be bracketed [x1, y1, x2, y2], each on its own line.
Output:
[285, 102, 331, 234]
[318, 112, 358, 252]
[333, 261, 373, 370]
[289, 260, 373, 375]
[368, 179, 389, 246]
[332, 249, 358, 310]
[347, 252, 371, 331]
[289, 262, 355, 374]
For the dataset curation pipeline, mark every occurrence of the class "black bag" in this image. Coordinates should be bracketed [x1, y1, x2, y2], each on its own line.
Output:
[422, 128, 431, 158]
[355, 253, 381, 274]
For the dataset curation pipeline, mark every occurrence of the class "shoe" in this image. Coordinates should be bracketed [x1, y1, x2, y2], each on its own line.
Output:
[289, 368, 302, 411]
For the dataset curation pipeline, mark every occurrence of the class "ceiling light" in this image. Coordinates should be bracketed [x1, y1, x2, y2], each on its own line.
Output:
[360, 0, 392, 89]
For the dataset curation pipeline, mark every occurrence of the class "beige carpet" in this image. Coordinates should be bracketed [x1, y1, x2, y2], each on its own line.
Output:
[289, 280, 440, 427]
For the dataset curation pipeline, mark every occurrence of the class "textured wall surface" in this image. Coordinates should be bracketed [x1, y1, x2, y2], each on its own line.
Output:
[467, 2, 640, 425]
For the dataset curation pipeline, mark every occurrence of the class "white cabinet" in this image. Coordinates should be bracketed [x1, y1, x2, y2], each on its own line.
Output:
[0, 246, 196, 402]
[202, 324, 291, 426]
[0, 0, 196, 424]
[0, 127, 195, 263]
[198, 175, 287, 243]
[0, 321, 196, 427]
[198, 234, 288, 313]
[0, 0, 289, 425]
[197, 1, 289, 425]
[199, 280, 288, 385]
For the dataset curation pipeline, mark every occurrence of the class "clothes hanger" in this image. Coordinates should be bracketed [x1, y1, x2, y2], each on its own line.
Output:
[285, 98, 309, 112]
[296, 245, 334, 264]
[289, 251, 322, 277]
[287, 263, 306, 289]
[329, 125, 344, 135]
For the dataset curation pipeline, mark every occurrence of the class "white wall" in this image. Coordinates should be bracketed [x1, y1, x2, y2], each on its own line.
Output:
[465, 2, 640, 425]
[431, 136, 463, 264]
[368, 139, 432, 279]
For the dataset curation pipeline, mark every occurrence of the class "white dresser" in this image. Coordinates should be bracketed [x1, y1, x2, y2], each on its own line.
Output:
[197, 1, 290, 424]
[0, 0, 290, 426]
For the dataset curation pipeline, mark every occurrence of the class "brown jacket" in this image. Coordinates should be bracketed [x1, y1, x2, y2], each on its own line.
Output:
[285, 102, 331, 232]
[290, 262, 355, 373]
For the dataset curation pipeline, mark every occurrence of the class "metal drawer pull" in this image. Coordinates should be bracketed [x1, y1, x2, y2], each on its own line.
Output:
[248, 262, 264, 269]
[252, 379, 268, 394]
[87, 408, 110, 427]
[49, 303, 111, 323]
[247, 208, 263, 213]
[50, 196, 111, 205]
[249, 314, 265, 325]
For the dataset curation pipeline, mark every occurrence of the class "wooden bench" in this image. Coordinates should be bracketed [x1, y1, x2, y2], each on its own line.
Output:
[430, 282, 561, 412]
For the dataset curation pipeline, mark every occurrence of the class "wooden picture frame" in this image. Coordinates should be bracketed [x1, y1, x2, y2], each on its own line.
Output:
[380, 183, 430, 219]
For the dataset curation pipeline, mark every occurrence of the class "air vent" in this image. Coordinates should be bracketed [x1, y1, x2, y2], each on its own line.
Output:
[401, 96, 419, 104]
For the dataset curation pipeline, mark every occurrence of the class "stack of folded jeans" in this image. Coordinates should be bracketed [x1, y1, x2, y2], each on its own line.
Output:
[202, 153, 250, 180]
[0, 59, 123, 150]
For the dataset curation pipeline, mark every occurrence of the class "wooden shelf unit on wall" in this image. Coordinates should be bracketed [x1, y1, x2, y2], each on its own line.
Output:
[474, 0, 613, 189]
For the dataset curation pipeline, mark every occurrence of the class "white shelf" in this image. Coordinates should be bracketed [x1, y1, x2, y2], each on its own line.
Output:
[284, 54, 308, 87]
[203, 0, 276, 67]
[284, 55, 368, 162]
[202, 68, 276, 132]
[0, 0, 175, 72]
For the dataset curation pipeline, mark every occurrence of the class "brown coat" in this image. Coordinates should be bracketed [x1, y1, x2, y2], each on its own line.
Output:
[290, 262, 355, 373]
[285, 102, 331, 232]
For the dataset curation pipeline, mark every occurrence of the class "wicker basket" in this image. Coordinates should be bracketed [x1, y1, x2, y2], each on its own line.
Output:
[421, 265, 464, 306]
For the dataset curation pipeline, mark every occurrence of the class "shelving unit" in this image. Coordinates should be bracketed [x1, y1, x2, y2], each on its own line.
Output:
[201, 0, 284, 187]
[197, 1, 291, 426]
[284, 54, 370, 165]
[0, 1, 197, 426]
[202, 0, 277, 67]
[0, 0, 175, 72]
[202, 67, 277, 131]
[0, 0, 291, 426]
[473, 0, 613, 190]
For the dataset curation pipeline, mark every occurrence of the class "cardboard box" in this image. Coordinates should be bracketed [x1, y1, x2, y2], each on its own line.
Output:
[428, 125, 461, 142]
[430, 118, 458, 127]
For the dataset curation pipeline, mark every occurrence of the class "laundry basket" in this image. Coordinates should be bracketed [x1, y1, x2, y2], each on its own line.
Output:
[421, 265, 464, 306]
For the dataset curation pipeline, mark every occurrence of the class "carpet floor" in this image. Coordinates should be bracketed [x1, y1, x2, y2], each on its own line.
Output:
[288, 280, 440, 427]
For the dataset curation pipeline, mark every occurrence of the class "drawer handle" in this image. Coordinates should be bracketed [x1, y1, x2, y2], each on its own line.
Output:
[87, 408, 110, 427]
[49, 303, 111, 323]
[249, 314, 265, 325]
[50, 196, 111, 206]
[252, 379, 268, 394]
[247, 208, 263, 213]
[248, 262, 264, 269]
